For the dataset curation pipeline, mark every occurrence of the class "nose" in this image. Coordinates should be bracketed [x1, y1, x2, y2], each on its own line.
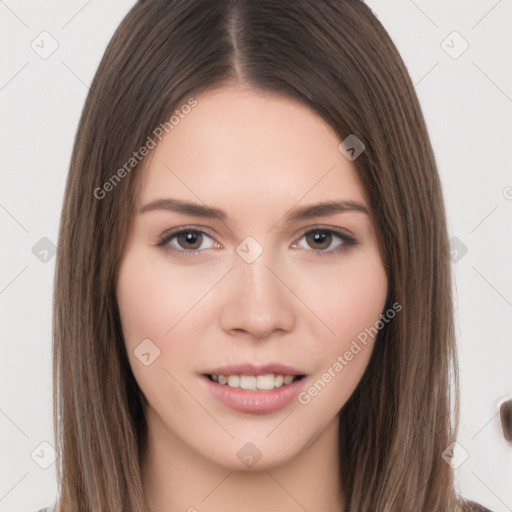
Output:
[218, 246, 296, 339]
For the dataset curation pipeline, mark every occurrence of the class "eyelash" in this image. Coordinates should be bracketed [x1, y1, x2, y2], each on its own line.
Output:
[156, 226, 357, 258]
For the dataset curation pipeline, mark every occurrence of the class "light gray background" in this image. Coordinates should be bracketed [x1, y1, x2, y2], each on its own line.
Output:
[1, 1, 511, 511]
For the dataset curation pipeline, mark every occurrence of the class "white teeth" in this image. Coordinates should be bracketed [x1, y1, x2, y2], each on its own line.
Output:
[240, 375, 257, 390]
[227, 375, 240, 387]
[256, 374, 275, 390]
[209, 373, 299, 390]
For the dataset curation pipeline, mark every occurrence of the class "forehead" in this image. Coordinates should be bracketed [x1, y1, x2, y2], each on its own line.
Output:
[138, 86, 366, 209]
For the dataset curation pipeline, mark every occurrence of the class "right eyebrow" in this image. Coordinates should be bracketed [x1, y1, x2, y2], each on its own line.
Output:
[138, 198, 227, 221]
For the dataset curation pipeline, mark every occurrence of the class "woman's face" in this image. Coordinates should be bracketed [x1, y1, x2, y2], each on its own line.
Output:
[116, 86, 388, 470]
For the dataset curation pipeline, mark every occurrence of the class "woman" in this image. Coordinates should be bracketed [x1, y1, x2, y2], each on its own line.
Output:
[43, 0, 492, 510]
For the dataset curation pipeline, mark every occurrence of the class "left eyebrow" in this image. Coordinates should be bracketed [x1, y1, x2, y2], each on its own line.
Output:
[282, 200, 369, 223]
[138, 198, 369, 222]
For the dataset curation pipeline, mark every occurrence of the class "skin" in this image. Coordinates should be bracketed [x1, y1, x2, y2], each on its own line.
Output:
[116, 85, 388, 512]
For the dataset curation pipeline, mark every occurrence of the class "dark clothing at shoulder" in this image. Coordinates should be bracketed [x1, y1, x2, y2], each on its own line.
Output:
[464, 499, 493, 512]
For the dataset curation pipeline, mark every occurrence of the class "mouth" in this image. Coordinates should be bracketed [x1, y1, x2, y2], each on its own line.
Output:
[201, 364, 308, 414]
[204, 373, 305, 390]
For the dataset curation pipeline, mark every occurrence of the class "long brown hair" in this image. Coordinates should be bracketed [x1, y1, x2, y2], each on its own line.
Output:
[53, 1, 480, 510]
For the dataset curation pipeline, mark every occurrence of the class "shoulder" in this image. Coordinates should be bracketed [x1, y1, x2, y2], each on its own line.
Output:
[36, 506, 55, 512]
[460, 499, 494, 512]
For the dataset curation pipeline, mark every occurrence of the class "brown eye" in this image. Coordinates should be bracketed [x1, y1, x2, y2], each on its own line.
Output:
[293, 228, 356, 256]
[305, 230, 333, 250]
[157, 227, 218, 256]
[175, 231, 203, 250]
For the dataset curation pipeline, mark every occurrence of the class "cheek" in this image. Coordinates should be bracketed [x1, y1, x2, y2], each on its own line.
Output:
[117, 246, 215, 342]
[302, 247, 388, 349]
[117, 253, 171, 343]
[116, 249, 211, 416]
[116, 248, 210, 380]
[295, 248, 387, 406]
[331, 256, 387, 342]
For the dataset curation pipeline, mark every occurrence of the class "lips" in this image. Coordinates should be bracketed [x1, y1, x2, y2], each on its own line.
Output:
[204, 363, 306, 377]
[201, 363, 308, 414]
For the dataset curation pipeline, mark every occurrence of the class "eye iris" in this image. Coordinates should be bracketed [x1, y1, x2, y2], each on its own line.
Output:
[178, 231, 202, 250]
[307, 230, 331, 250]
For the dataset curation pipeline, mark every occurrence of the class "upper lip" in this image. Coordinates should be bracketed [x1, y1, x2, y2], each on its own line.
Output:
[204, 363, 306, 376]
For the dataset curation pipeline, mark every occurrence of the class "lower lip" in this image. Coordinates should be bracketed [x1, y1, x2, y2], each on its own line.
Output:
[202, 375, 307, 414]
